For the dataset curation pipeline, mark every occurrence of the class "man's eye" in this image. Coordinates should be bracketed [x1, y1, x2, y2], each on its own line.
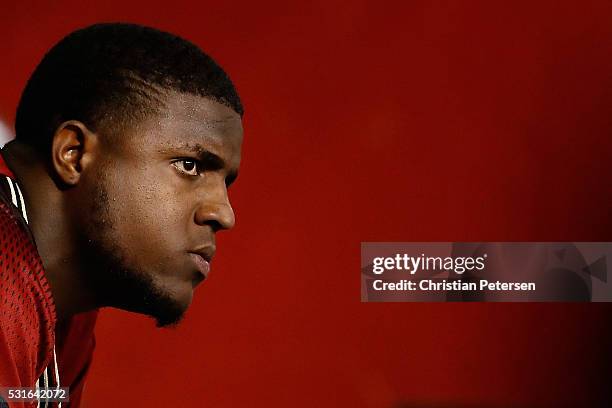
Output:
[172, 159, 200, 176]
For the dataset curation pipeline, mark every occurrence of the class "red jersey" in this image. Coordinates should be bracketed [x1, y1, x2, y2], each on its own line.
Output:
[0, 152, 97, 407]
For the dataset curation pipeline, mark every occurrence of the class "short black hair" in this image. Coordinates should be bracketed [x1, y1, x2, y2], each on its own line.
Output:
[15, 23, 243, 153]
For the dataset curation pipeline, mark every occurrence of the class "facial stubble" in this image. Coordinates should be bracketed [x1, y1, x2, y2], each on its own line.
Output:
[80, 179, 186, 328]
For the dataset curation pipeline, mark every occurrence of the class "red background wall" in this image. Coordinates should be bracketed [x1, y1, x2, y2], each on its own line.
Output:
[1, 1, 612, 407]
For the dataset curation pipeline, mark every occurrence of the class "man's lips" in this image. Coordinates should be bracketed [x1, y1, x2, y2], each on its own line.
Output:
[189, 253, 211, 279]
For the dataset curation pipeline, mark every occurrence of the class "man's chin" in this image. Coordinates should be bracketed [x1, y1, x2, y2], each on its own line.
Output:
[103, 273, 193, 328]
[152, 303, 187, 328]
[144, 284, 192, 328]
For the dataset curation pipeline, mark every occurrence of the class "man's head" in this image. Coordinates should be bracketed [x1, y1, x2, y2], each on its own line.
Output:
[13, 23, 244, 327]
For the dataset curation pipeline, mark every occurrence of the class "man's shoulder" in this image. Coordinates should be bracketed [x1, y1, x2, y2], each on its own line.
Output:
[0, 180, 53, 312]
[0, 178, 56, 387]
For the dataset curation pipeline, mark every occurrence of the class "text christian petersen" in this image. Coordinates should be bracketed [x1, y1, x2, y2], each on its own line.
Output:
[370, 254, 536, 292]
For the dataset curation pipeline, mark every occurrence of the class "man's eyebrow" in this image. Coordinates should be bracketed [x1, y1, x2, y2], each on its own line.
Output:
[159, 143, 224, 167]
[158, 143, 239, 185]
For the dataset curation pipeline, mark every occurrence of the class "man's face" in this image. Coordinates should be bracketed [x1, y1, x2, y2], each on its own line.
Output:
[73, 91, 243, 327]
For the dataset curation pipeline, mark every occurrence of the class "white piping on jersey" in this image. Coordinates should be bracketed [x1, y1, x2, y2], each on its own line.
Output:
[5, 176, 17, 208]
[15, 181, 28, 224]
[54, 346, 62, 408]
[36, 376, 40, 408]
[5, 176, 29, 224]
[42, 367, 48, 408]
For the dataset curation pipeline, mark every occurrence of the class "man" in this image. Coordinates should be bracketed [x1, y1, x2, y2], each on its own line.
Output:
[0, 23, 243, 407]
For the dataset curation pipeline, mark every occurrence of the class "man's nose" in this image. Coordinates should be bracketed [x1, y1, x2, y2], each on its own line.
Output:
[194, 187, 236, 231]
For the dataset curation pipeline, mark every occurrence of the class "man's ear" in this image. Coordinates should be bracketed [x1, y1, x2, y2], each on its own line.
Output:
[51, 120, 98, 186]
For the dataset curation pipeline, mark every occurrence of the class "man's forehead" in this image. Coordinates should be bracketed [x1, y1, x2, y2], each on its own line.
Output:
[158, 91, 242, 128]
[119, 91, 243, 152]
